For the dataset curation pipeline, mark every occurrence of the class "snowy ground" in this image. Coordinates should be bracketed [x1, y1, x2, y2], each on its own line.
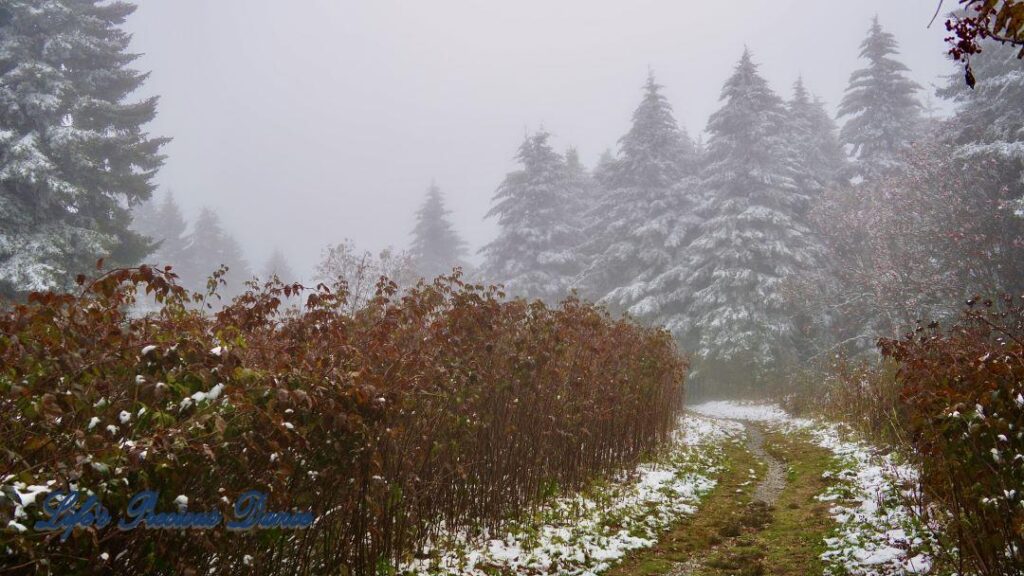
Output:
[401, 414, 743, 576]
[691, 400, 934, 575]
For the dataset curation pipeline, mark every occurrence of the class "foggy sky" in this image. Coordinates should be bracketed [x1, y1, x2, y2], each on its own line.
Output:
[125, 1, 953, 280]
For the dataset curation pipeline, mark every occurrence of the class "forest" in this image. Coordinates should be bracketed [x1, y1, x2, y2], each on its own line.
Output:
[2, 1, 1024, 575]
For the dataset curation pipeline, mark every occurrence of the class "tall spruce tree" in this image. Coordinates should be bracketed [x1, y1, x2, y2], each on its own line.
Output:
[563, 146, 598, 248]
[0, 0, 168, 295]
[179, 208, 251, 298]
[784, 79, 847, 356]
[132, 191, 188, 270]
[685, 49, 823, 387]
[838, 17, 922, 181]
[564, 146, 597, 206]
[937, 39, 1024, 292]
[410, 183, 467, 280]
[481, 130, 581, 303]
[591, 148, 617, 190]
[788, 78, 846, 195]
[580, 72, 697, 309]
[262, 248, 296, 282]
[939, 40, 1024, 162]
[606, 72, 697, 189]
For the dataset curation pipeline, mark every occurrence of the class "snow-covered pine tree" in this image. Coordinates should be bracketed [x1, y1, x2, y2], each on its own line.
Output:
[938, 40, 1024, 177]
[937, 39, 1024, 292]
[0, 0, 168, 295]
[606, 72, 697, 189]
[782, 79, 848, 358]
[179, 208, 252, 298]
[132, 191, 189, 270]
[591, 148, 617, 190]
[788, 78, 847, 196]
[579, 72, 698, 318]
[694, 134, 706, 167]
[838, 17, 922, 181]
[564, 145, 599, 247]
[686, 49, 823, 386]
[410, 183, 467, 280]
[481, 130, 581, 303]
[262, 248, 296, 282]
[565, 146, 597, 205]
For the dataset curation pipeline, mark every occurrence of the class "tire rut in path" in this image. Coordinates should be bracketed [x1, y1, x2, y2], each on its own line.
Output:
[744, 422, 786, 506]
[666, 421, 785, 576]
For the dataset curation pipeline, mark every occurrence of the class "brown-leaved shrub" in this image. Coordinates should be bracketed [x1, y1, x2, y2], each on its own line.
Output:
[880, 297, 1024, 575]
[0, 266, 686, 575]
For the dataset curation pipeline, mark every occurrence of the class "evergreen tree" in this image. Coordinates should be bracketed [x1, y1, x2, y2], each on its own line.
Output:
[564, 146, 595, 201]
[580, 72, 697, 312]
[937, 39, 1024, 291]
[481, 130, 581, 303]
[592, 148, 617, 189]
[694, 134, 707, 166]
[131, 191, 188, 269]
[409, 183, 467, 279]
[787, 78, 847, 196]
[685, 49, 823, 386]
[179, 208, 251, 298]
[262, 248, 296, 282]
[939, 40, 1024, 160]
[784, 79, 847, 356]
[563, 146, 598, 236]
[838, 17, 922, 180]
[606, 72, 697, 189]
[0, 0, 168, 295]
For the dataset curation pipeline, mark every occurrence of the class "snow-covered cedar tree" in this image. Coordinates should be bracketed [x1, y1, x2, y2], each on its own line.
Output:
[316, 238, 417, 314]
[838, 17, 922, 182]
[131, 190, 189, 271]
[409, 183, 467, 280]
[178, 208, 252, 300]
[0, 0, 168, 296]
[685, 49, 825, 384]
[262, 248, 296, 282]
[938, 39, 1024, 214]
[579, 72, 698, 314]
[480, 130, 584, 304]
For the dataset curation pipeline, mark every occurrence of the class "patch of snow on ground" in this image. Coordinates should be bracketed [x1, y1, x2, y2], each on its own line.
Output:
[689, 400, 800, 424]
[401, 414, 741, 576]
[812, 426, 934, 576]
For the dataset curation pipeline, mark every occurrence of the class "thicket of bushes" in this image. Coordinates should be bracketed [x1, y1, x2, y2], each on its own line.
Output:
[0, 266, 687, 575]
[810, 298, 1024, 576]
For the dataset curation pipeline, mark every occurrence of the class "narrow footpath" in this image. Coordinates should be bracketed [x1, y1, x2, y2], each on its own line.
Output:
[608, 417, 836, 576]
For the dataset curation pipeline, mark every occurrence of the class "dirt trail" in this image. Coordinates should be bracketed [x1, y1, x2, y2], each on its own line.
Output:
[608, 415, 836, 576]
[744, 423, 786, 506]
[664, 422, 783, 576]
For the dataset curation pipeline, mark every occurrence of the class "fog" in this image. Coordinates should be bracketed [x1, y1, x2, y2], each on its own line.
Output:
[125, 0, 951, 278]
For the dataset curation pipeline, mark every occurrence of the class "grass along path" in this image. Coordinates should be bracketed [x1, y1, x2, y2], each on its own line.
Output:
[608, 418, 836, 576]
[400, 415, 743, 576]
[399, 402, 934, 576]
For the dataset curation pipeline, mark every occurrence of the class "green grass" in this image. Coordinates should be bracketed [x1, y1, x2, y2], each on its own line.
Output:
[757, 430, 835, 576]
[606, 438, 762, 575]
